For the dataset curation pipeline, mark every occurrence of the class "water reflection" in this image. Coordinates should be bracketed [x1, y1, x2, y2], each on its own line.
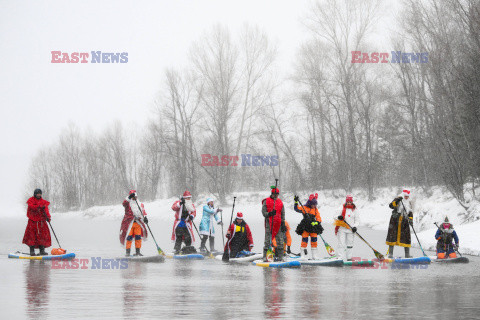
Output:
[24, 261, 50, 319]
[121, 262, 147, 318]
[263, 269, 286, 319]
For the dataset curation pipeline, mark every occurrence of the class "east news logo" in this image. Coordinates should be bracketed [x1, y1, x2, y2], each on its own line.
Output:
[51, 51, 128, 63]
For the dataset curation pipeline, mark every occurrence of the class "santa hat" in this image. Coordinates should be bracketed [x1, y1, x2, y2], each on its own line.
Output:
[236, 212, 243, 220]
[129, 190, 136, 196]
[346, 195, 353, 202]
[402, 189, 411, 197]
[183, 190, 192, 198]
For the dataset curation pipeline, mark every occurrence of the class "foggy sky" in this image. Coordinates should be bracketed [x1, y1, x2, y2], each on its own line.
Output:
[0, 0, 396, 215]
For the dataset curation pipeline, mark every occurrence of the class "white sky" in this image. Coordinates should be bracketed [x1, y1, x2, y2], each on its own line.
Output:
[0, 0, 399, 213]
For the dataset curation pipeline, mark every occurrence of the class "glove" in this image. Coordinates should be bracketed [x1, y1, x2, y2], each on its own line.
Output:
[337, 215, 344, 221]
[268, 211, 276, 217]
[287, 246, 291, 254]
[226, 232, 231, 239]
[143, 216, 148, 224]
[352, 227, 357, 233]
[217, 208, 223, 212]
[180, 198, 185, 205]
[294, 195, 299, 202]
[47, 218, 51, 222]
[189, 215, 194, 221]
[281, 222, 287, 232]
[217, 221, 223, 225]
[128, 193, 135, 199]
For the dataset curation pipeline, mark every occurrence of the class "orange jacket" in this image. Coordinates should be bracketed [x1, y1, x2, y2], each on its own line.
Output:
[294, 205, 321, 222]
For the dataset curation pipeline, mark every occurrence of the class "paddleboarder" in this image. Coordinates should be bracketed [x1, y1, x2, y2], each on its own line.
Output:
[334, 195, 358, 261]
[22, 189, 52, 256]
[262, 186, 286, 262]
[120, 190, 148, 257]
[171, 190, 197, 254]
[224, 212, 254, 258]
[386, 188, 414, 258]
[294, 193, 323, 260]
[435, 217, 459, 259]
[199, 198, 223, 253]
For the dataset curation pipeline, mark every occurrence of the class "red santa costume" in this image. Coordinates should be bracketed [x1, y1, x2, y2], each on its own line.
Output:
[119, 190, 148, 255]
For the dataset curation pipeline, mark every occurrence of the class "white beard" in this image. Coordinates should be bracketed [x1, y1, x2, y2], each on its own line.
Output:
[184, 198, 194, 212]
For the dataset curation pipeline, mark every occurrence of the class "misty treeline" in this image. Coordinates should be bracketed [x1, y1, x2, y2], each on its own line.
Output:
[28, 0, 480, 211]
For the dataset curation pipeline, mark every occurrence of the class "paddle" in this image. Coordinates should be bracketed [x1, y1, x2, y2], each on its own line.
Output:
[434, 222, 462, 258]
[134, 198, 165, 256]
[342, 220, 384, 260]
[222, 197, 237, 262]
[40, 208, 64, 252]
[220, 209, 225, 248]
[192, 220, 212, 257]
[399, 200, 427, 257]
[297, 199, 335, 256]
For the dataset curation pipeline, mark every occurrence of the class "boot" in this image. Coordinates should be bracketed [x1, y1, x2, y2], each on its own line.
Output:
[275, 247, 285, 262]
[39, 246, 48, 255]
[404, 247, 412, 258]
[388, 246, 394, 259]
[125, 248, 131, 257]
[29, 246, 36, 256]
[311, 248, 319, 260]
[134, 248, 143, 256]
[300, 248, 308, 260]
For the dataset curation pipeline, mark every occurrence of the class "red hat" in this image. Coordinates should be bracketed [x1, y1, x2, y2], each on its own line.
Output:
[183, 190, 192, 198]
[402, 189, 411, 197]
[309, 193, 318, 200]
[129, 190, 136, 195]
[236, 212, 243, 220]
[346, 195, 353, 202]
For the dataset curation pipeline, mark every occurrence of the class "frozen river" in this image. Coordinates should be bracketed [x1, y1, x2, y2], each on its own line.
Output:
[1, 217, 479, 319]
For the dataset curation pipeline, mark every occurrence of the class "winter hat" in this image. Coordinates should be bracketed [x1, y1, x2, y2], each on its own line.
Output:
[271, 187, 279, 194]
[183, 190, 192, 198]
[129, 190, 136, 196]
[34, 189, 42, 196]
[306, 193, 318, 207]
[444, 216, 449, 223]
[236, 212, 243, 220]
[346, 195, 353, 202]
[206, 198, 214, 204]
[402, 189, 411, 198]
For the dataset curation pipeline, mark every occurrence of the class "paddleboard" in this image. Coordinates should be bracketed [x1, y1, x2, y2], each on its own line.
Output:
[165, 253, 205, 260]
[385, 256, 431, 264]
[121, 255, 165, 263]
[215, 253, 262, 263]
[343, 259, 375, 266]
[8, 252, 75, 260]
[428, 255, 469, 264]
[298, 257, 343, 267]
[252, 259, 301, 268]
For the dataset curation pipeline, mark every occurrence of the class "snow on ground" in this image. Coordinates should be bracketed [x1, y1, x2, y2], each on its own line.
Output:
[52, 185, 480, 255]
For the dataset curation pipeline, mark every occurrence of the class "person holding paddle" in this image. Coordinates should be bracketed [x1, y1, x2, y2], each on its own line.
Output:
[224, 212, 254, 258]
[386, 188, 414, 258]
[334, 195, 358, 262]
[262, 186, 286, 262]
[22, 189, 51, 256]
[120, 190, 149, 257]
[435, 217, 459, 259]
[294, 193, 323, 260]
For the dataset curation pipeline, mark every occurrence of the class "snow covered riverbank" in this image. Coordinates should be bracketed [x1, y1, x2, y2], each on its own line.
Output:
[41, 186, 480, 256]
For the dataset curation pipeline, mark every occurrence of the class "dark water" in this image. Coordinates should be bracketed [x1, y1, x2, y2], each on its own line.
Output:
[1, 218, 479, 319]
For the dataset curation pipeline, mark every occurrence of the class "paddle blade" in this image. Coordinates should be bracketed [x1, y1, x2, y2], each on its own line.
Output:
[325, 244, 336, 256]
[374, 250, 384, 260]
[157, 247, 165, 256]
[266, 247, 274, 262]
[222, 251, 230, 262]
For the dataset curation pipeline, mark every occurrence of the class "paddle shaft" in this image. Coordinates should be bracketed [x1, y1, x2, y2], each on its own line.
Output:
[269, 179, 278, 245]
[40, 209, 62, 248]
[400, 199, 427, 256]
[134, 199, 163, 255]
[221, 210, 225, 247]
[223, 197, 237, 262]
[342, 219, 383, 259]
